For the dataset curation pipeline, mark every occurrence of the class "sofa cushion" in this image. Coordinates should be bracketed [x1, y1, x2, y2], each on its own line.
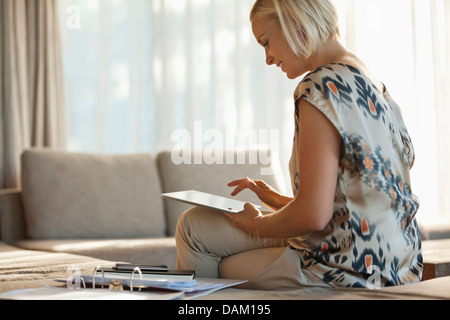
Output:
[157, 148, 286, 236]
[0, 242, 115, 294]
[21, 149, 166, 240]
[0, 189, 26, 243]
[14, 238, 177, 269]
[200, 277, 450, 300]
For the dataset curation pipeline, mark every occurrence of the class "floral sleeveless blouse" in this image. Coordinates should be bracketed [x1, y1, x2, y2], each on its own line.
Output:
[289, 64, 423, 288]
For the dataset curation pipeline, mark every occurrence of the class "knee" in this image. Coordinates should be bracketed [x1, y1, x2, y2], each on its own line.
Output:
[176, 206, 216, 241]
[176, 206, 230, 243]
[175, 208, 195, 241]
[176, 207, 204, 234]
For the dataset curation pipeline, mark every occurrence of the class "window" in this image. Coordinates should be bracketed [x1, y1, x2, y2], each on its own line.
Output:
[59, 0, 450, 226]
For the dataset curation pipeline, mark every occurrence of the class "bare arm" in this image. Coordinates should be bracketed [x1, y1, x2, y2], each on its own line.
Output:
[224, 100, 341, 238]
[228, 178, 293, 211]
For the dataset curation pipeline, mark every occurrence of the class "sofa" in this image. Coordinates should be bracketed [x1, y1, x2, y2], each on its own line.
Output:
[1, 148, 450, 300]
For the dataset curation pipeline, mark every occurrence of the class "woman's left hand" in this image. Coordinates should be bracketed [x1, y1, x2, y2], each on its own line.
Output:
[222, 203, 262, 237]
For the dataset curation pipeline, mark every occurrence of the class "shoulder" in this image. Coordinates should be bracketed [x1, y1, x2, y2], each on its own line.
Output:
[295, 64, 360, 103]
[305, 63, 363, 83]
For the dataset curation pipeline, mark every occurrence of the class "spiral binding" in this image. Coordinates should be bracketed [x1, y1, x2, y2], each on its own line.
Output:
[91, 265, 144, 293]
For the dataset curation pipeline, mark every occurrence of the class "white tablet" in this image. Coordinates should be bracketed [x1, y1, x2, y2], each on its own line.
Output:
[161, 190, 260, 214]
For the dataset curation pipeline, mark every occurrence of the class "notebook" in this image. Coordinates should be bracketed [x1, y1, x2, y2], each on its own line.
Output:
[98, 267, 195, 282]
[161, 190, 260, 214]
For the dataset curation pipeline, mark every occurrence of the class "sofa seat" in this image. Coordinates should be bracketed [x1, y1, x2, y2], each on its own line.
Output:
[3, 239, 450, 300]
[422, 239, 450, 281]
[13, 238, 177, 269]
[2, 149, 449, 300]
[0, 242, 116, 294]
[199, 276, 450, 300]
[2, 241, 450, 300]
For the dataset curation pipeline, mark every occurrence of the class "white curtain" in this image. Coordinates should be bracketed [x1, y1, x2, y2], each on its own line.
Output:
[59, 0, 450, 224]
[335, 0, 450, 225]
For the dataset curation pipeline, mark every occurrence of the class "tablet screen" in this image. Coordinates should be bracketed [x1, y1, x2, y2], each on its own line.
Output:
[161, 190, 260, 214]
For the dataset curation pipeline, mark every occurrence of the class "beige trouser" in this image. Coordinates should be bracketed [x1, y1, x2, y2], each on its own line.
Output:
[175, 206, 325, 290]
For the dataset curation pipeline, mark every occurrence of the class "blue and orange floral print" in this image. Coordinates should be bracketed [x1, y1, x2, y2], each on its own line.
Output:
[288, 64, 423, 288]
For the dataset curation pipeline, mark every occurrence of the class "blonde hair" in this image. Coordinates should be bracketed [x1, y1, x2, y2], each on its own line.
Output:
[250, 0, 340, 58]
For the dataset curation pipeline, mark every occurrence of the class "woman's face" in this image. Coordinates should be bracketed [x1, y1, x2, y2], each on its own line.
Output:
[252, 17, 310, 79]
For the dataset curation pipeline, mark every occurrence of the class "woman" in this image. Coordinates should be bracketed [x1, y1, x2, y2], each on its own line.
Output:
[176, 0, 423, 289]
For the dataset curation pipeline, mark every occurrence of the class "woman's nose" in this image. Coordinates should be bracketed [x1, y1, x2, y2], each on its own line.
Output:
[265, 49, 274, 66]
[266, 54, 275, 66]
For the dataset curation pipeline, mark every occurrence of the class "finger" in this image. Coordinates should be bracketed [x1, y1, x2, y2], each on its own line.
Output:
[230, 185, 244, 196]
[228, 177, 253, 187]
[254, 180, 269, 189]
[221, 211, 237, 219]
[231, 180, 259, 196]
[227, 179, 245, 187]
[245, 180, 259, 192]
[231, 178, 248, 196]
[244, 202, 260, 214]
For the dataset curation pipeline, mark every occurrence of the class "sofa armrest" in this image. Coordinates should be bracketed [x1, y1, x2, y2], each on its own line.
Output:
[0, 189, 27, 243]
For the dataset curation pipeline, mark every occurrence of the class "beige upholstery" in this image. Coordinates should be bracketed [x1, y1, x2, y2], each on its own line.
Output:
[21, 150, 166, 240]
[1, 148, 449, 300]
[0, 242, 113, 294]
[2, 241, 450, 299]
[14, 238, 177, 269]
[5, 148, 282, 268]
[201, 276, 450, 300]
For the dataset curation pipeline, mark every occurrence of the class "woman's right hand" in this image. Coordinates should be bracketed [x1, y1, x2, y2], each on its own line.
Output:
[227, 178, 292, 211]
